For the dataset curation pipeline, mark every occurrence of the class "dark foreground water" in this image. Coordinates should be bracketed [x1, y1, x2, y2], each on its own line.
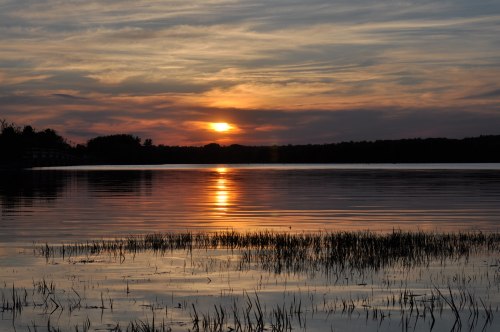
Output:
[1, 164, 500, 243]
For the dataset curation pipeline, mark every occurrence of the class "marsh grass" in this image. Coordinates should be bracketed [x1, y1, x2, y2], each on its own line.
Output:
[39, 231, 500, 273]
[5, 231, 499, 331]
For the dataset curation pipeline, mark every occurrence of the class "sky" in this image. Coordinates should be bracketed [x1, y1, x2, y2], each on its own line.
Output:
[1, 0, 499, 146]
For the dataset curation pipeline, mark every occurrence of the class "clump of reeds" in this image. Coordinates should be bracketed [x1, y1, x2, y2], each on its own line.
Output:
[190, 292, 295, 332]
[37, 231, 500, 275]
[1, 284, 28, 315]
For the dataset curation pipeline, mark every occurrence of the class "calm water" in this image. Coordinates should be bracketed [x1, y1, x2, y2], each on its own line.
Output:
[1, 164, 500, 243]
[1, 164, 500, 331]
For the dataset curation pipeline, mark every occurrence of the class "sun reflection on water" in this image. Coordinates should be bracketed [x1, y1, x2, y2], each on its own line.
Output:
[213, 167, 232, 213]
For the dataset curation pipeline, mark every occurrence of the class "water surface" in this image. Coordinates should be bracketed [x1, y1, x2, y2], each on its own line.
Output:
[1, 164, 500, 331]
[2, 164, 500, 243]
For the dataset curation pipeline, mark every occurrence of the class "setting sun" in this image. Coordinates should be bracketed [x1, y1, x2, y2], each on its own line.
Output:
[211, 122, 231, 132]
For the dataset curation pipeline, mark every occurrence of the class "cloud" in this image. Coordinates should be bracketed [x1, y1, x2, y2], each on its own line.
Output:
[463, 89, 500, 100]
[52, 93, 87, 100]
[0, 0, 499, 145]
[2, 89, 500, 146]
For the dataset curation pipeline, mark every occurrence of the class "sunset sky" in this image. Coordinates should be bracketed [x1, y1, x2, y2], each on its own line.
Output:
[1, 0, 499, 146]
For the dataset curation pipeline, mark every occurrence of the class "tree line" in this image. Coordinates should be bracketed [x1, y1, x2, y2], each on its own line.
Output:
[1, 120, 500, 167]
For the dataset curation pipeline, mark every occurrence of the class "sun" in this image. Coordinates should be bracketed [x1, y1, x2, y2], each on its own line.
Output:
[210, 122, 231, 132]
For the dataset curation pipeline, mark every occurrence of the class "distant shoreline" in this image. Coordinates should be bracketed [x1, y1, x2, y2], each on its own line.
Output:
[2, 122, 500, 167]
[30, 162, 500, 171]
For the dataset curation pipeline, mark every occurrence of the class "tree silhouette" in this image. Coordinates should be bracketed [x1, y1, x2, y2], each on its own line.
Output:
[0, 120, 71, 167]
[2, 119, 500, 167]
[86, 134, 142, 163]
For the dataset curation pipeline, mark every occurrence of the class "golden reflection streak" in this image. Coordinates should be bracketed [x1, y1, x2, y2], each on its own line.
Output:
[213, 167, 231, 214]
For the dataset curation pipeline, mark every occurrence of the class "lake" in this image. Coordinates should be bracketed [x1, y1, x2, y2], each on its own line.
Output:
[2, 164, 500, 243]
[1, 164, 500, 331]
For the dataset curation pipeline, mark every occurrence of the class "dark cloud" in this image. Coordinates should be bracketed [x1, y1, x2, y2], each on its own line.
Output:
[52, 93, 87, 100]
[463, 89, 500, 100]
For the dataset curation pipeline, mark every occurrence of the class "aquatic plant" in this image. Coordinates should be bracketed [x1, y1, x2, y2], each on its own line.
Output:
[39, 231, 500, 275]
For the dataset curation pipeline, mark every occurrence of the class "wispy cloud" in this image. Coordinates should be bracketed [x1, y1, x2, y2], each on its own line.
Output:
[463, 89, 500, 100]
[1, 0, 499, 144]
